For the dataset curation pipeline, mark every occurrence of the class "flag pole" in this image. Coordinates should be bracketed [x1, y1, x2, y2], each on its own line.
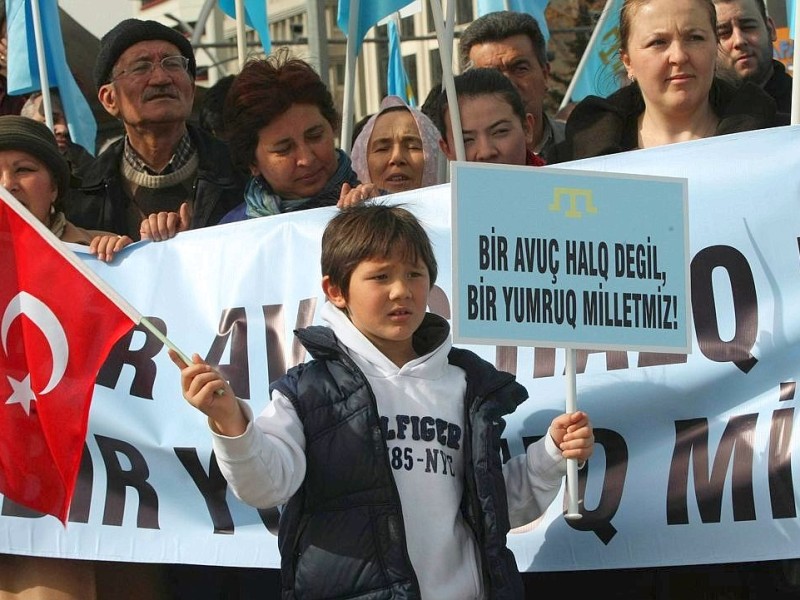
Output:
[340, 0, 360, 154]
[431, 0, 465, 161]
[792, 0, 799, 125]
[234, 0, 247, 70]
[139, 317, 192, 366]
[564, 348, 582, 520]
[29, 0, 53, 131]
[560, 0, 615, 110]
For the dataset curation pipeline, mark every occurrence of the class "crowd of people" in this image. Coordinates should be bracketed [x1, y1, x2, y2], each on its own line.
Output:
[0, 0, 794, 597]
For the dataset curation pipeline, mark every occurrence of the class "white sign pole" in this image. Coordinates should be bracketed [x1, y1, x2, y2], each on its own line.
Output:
[564, 348, 581, 520]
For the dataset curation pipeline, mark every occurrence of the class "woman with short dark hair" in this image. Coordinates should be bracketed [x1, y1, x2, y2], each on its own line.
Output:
[219, 52, 363, 223]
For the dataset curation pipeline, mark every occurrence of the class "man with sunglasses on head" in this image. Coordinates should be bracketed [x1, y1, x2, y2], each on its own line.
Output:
[67, 19, 244, 240]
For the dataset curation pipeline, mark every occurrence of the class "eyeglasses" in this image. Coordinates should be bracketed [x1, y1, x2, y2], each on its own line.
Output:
[111, 55, 190, 81]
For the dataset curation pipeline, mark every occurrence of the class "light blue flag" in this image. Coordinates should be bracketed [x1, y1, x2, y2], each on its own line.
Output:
[337, 0, 413, 54]
[6, 0, 97, 155]
[567, 0, 625, 103]
[788, 0, 796, 38]
[386, 18, 415, 106]
[476, 0, 551, 42]
[218, 0, 271, 54]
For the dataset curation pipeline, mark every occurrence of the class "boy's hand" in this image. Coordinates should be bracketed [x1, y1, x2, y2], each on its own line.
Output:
[549, 411, 594, 462]
[168, 350, 247, 437]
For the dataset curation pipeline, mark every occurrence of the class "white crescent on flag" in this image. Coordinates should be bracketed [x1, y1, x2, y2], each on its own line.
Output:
[1, 291, 69, 394]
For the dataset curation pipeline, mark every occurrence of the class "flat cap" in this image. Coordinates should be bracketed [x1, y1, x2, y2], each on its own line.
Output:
[94, 18, 196, 88]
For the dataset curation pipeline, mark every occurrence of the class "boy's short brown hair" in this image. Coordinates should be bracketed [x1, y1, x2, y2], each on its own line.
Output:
[321, 203, 438, 298]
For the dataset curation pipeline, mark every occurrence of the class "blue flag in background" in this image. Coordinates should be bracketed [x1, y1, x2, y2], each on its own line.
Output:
[218, 0, 271, 55]
[387, 17, 415, 105]
[6, 0, 97, 154]
[788, 0, 796, 38]
[476, 0, 551, 41]
[568, 0, 625, 103]
[337, 0, 413, 54]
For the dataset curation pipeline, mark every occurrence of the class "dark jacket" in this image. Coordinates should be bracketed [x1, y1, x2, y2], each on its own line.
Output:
[271, 318, 527, 599]
[557, 78, 784, 161]
[764, 59, 793, 115]
[65, 124, 245, 237]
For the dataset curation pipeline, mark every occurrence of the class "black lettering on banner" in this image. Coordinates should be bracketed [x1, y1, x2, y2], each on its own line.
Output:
[95, 435, 160, 529]
[637, 351, 687, 368]
[0, 497, 43, 519]
[205, 308, 250, 400]
[264, 297, 317, 383]
[667, 415, 757, 525]
[769, 407, 796, 519]
[690, 246, 758, 373]
[497, 346, 518, 376]
[257, 507, 280, 536]
[575, 350, 629, 373]
[174, 448, 234, 534]
[68, 444, 94, 523]
[96, 317, 167, 399]
[428, 284, 452, 320]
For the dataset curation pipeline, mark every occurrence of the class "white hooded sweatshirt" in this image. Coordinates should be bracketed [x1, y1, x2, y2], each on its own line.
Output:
[211, 301, 568, 599]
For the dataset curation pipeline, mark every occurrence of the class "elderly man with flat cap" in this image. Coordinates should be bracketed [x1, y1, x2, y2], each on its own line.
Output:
[67, 18, 244, 240]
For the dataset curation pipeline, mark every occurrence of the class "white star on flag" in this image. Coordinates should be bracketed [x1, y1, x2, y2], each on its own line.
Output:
[6, 374, 36, 415]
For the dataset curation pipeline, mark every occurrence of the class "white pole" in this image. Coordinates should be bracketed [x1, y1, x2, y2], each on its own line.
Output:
[340, 0, 360, 154]
[29, 0, 53, 132]
[564, 348, 582, 520]
[792, 0, 800, 125]
[234, 0, 247, 70]
[431, 0, 465, 161]
[560, 0, 615, 110]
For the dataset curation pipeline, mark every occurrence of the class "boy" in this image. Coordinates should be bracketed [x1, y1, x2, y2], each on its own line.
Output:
[172, 203, 594, 598]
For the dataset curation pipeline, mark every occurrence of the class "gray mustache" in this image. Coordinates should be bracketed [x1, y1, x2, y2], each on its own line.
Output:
[143, 87, 179, 101]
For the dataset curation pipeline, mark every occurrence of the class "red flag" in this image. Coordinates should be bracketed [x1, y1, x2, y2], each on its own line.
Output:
[0, 187, 139, 523]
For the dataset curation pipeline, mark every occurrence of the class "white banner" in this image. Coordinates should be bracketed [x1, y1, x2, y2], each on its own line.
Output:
[2, 126, 800, 572]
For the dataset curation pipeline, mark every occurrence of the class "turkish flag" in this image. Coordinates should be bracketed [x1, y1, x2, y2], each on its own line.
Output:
[0, 188, 138, 523]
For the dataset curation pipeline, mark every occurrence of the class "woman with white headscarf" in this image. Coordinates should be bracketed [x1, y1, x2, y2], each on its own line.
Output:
[350, 96, 443, 195]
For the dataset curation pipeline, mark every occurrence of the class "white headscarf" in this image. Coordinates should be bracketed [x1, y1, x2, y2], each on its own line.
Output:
[350, 96, 443, 190]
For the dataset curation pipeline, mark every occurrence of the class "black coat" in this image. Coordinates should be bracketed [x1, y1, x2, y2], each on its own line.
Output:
[556, 78, 784, 161]
[65, 124, 245, 237]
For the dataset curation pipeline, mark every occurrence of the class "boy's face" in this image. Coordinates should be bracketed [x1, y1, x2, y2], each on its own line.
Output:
[323, 249, 430, 367]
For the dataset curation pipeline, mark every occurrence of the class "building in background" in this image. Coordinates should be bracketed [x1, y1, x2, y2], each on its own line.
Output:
[61, 0, 795, 144]
[131, 0, 609, 130]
